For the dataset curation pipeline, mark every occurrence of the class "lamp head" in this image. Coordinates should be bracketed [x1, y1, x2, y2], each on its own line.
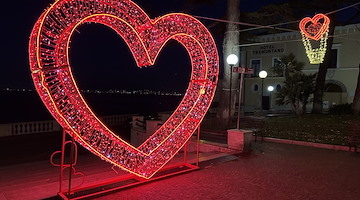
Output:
[259, 70, 268, 79]
[226, 54, 238, 66]
[267, 86, 274, 92]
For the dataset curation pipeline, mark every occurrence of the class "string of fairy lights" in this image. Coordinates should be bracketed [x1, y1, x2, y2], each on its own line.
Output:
[299, 14, 330, 64]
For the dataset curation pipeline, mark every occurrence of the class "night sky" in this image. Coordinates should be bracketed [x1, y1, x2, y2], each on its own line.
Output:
[0, 0, 292, 92]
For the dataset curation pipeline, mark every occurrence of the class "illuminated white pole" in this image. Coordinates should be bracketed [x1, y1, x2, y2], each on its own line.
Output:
[259, 70, 268, 111]
[237, 71, 244, 129]
[267, 85, 274, 110]
[226, 54, 239, 121]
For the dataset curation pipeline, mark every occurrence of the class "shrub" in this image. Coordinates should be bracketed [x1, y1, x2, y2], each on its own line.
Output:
[329, 103, 353, 115]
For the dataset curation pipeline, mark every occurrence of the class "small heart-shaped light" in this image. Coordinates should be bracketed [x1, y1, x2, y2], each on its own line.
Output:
[299, 14, 330, 41]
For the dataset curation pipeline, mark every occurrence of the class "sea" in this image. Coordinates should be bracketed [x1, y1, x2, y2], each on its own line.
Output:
[0, 90, 183, 124]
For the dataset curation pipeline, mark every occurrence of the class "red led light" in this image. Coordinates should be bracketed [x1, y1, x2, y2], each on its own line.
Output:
[299, 13, 330, 64]
[299, 13, 330, 41]
[29, 0, 219, 179]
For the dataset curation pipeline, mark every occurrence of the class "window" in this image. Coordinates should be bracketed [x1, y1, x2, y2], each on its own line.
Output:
[272, 57, 281, 67]
[276, 84, 282, 92]
[250, 59, 261, 77]
[329, 44, 340, 68]
[272, 57, 283, 77]
[252, 83, 259, 93]
[329, 49, 338, 68]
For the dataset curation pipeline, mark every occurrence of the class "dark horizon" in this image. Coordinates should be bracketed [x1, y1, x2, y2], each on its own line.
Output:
[3, 0, 359, 91]
[1, 0, 292, 91]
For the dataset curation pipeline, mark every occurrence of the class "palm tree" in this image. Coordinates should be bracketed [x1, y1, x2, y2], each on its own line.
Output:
[276, 73, 316, 117]
[273, 54, 316, 117]
[271, 53, 304, 78]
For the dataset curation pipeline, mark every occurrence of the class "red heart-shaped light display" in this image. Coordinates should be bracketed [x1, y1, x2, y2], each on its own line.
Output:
[29, 0, 218, 179]
[299, 13, 330, 41]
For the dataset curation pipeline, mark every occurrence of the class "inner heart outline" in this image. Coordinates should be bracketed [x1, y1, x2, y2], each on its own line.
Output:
[29, 0, 219, 179]
[299, 13, 330, 41]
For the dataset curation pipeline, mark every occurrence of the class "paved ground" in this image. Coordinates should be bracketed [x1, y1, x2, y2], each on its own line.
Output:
[1, 141, 360, 200]
[95, 142, 360, 200]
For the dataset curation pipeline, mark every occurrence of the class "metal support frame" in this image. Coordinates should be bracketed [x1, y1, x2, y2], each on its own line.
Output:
[53, 127, 201, 200]
[261, 78, 264, 111]
[236, 72, 244, 129]
[50, 129, 83, 196]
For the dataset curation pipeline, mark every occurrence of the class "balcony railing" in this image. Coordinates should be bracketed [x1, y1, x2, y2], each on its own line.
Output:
[0, 114, 132, 137]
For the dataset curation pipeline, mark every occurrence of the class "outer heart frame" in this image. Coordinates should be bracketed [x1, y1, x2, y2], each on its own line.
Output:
[29, 0, 219, 179]
[299, 13, 330, 41]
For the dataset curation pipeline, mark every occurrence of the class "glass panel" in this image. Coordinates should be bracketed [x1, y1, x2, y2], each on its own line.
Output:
[329, 49, 338, 68]
[251, 60, 261, 77]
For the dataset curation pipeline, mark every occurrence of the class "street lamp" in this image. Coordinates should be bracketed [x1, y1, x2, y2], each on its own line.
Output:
[267, 85, 274, 92]
[267, 85, 274, 110]
[259, 70, 267, 111]
[226, 54, 238, 120]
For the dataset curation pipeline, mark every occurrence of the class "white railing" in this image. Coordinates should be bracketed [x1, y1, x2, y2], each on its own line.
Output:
[0, 114, 133, 137]
[102, 114, 132, 126]
[0, 120, 61, 137]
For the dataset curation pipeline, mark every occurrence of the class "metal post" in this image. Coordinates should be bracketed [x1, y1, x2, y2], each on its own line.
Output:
[196, 126, 200, 167]
[261, 78, 264, 111]
[229, 64, 233, 119]
[68, 137, 75, 195]
[183, 141, 187, 164]
[59, 129, 66, 193]
[236, 72, 244, 129]
[269, 90, 272, 110]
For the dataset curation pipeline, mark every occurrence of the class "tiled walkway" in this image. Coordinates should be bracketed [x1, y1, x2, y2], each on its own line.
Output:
[96, 142, 360, 200]
[1, 141, 359, 200]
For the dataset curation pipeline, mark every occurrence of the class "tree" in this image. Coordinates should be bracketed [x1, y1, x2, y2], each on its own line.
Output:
[276, 73, 316, 117]
[311, 13, 336, 113]
[273, 54, 316, 117]
[216, 0, 240, 128]
[271, 53, 304, 78]
[352, 64, 360, 115]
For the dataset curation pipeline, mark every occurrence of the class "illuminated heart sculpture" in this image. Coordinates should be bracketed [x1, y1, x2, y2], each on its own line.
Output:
[299, 13, 330, 41]
[29, 0, 218, 179]
[299, 13, 330, 64]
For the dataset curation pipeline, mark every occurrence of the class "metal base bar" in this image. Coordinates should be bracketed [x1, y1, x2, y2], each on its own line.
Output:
[56, 126, 201, 200]
[58, 163, 199, 200]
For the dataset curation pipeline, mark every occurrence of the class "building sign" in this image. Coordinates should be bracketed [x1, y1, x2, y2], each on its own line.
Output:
[232, 67, 254, 74]
[252, 44, 285, 55]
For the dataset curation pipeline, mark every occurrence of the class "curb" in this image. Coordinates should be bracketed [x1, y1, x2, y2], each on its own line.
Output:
[262, 137, 355, 152]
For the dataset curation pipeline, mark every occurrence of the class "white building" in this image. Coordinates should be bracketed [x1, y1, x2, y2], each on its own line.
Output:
[238, 23, 360, 112]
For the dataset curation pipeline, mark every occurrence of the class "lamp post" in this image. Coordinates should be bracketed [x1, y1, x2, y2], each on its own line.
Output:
[226, 54, 239, 120]
[259, 70, 267, 111]
[267, 85, 274, 110]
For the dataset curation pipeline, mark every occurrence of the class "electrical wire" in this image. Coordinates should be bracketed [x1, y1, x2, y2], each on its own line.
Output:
[194, 1, 360, 33]
[193, 15, 298, 32]
[239, 20, 300, 32]
[236, 32, 360, 48]
[325, 1, 360, 15]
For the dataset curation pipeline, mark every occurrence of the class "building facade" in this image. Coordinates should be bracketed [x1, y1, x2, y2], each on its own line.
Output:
[240, 23, 360, 112]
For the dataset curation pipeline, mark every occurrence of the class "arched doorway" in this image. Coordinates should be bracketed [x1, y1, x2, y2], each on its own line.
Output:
[323, 81, 348, 110]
